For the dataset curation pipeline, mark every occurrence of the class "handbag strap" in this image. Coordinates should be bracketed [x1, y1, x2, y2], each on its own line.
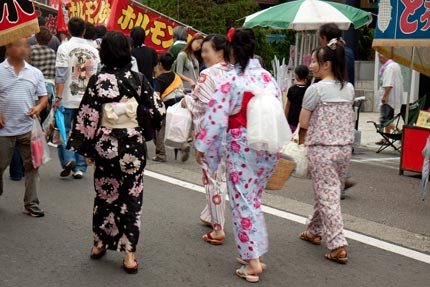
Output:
[292, 123, 300, 141]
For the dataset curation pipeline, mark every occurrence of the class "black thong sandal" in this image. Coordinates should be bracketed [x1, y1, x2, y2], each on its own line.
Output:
[90, 247, 106, 260]
[122, 259, 139, 274]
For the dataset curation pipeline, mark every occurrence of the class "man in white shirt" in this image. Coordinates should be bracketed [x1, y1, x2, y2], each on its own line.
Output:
[55, 17, 100, 179]
[377, 53, 404, 144]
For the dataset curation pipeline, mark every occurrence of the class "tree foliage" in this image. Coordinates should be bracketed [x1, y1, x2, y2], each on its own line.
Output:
[143, 0, 259, 34]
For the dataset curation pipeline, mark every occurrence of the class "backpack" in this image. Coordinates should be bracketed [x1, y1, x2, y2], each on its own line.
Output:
[171, 51, 189, 73]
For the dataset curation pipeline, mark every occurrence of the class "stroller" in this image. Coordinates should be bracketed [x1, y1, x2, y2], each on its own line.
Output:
[367, 96, 426, 153]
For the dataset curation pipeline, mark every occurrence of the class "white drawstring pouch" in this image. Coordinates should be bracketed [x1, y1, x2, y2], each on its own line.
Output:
[246, 82, 292, 154]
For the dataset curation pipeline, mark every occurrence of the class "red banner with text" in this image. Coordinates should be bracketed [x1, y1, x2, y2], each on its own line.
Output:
[66, 0, 198, 53]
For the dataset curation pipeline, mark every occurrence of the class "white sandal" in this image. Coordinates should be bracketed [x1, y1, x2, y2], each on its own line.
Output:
[236, 265, 260, 283]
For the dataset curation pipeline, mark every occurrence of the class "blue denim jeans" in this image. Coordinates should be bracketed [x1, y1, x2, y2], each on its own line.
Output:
[57, 108, 87, 173]
[9, 146, 24, 180]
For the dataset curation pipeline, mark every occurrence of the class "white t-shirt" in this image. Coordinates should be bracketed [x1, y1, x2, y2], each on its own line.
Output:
[55, 37, 100, 109]
[379, 61, 404, 112]
[302, 80, 354, 111]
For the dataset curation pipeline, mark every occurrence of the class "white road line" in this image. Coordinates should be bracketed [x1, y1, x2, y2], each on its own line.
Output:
[145, 170, 430, 265]
[351, 157, 400, 162]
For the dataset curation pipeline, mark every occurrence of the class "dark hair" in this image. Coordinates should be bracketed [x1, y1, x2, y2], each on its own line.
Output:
[35, 26, 52, 46]
[313, 43, 347, 88]
[68, 17, 85, 37]
[37, 16, 46, 26]
[84, 22, 96, 40]
[202, 34, 229, 62]
[99, 31, 132, 69]
[0, 46, 6, 63]
[94, 25, 107, 39]
[294, 65, 309, 81]
[229, 28, 255, 73]
[319, 23, 342, 42]
[173, 26, 188, 41]
[130, 27, 146, 48]
[159, 52, 175, 70]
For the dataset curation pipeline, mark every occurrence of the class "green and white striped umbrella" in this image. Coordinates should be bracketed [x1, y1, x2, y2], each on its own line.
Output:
[243, 0, 372, 31]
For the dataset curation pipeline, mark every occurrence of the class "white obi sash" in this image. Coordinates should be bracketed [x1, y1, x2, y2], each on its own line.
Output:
[101, 97, 139, 129]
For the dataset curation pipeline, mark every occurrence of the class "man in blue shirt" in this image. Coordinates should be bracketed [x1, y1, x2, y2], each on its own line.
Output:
[0, 38, 48, 217]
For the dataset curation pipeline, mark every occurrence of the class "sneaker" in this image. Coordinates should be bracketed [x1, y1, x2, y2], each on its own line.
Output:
[152, 156, 166, 162]
[60, 161, 76, 177]
[181, 146, 191, 162]
[344, 179, 356, 190]
[73, 170, 84, 179]
[341, 189, 346, 200]
[25, 206, 45, 217]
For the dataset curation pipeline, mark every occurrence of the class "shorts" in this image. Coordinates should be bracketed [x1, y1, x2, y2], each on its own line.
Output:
[380, 104, 394, 126]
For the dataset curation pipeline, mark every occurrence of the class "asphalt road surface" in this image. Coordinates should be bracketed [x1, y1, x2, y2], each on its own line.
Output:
[1, 145, 430, 287]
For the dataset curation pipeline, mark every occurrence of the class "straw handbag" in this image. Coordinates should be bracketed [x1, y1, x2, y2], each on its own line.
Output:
[266, 158, 297, 190]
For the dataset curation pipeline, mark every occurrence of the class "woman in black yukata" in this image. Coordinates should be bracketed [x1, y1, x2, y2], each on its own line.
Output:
[68, 31, 153, 274]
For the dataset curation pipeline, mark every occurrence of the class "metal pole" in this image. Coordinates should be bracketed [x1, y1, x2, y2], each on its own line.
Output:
[299, 31, 304, 65]
[405, 46, 416, 126]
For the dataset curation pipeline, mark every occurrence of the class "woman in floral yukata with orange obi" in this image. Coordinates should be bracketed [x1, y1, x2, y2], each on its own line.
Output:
[195, 28, 281, 283]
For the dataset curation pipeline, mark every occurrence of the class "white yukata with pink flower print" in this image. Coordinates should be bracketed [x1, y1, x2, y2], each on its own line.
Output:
[195, 59, 281, 260]
[185, 63, 233, 231]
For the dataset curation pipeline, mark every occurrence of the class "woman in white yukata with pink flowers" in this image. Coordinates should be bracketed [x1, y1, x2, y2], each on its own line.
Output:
[183, 34, 233, 245]
[195, 28, 284, 283]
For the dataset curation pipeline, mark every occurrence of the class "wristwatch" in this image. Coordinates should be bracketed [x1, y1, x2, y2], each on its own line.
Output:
[55, 97, 62, 102]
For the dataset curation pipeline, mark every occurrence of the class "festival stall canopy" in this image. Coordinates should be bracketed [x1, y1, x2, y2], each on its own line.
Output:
[372, 0, 430, 77]
[0, 0, 40, 46]
[243, 0, 372, 31]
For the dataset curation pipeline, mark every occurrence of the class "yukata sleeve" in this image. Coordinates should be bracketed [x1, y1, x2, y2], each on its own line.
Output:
[195, 76, 233, 154]
[66, 75, 101, 158]
[185, 71, 214, 118]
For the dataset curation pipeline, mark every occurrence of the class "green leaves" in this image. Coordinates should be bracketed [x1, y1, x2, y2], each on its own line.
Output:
[143, 0, 258, 34]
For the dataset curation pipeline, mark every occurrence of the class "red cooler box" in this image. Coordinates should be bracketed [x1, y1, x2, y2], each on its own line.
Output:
[400, 126, 430, 175]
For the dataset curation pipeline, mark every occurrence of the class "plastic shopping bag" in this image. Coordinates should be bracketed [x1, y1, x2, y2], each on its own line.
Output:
[31, 117, 51, 168]
[42, 108, 55, 141]
[247, 82, 292, 154]
[281, 125, 310, 179]
[164, 102, 192, 149]
[55, 106, 68, 144]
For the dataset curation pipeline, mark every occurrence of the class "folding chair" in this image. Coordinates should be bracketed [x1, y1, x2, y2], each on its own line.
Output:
[368, 96, 426, 153]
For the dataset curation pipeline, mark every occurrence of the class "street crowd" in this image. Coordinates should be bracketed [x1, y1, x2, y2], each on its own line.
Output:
[0, 16, 403, 282]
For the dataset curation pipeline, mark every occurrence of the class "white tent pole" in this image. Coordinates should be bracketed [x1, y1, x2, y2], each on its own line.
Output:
[405, 46, 416, 126]
[294, 32, 299, 68]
